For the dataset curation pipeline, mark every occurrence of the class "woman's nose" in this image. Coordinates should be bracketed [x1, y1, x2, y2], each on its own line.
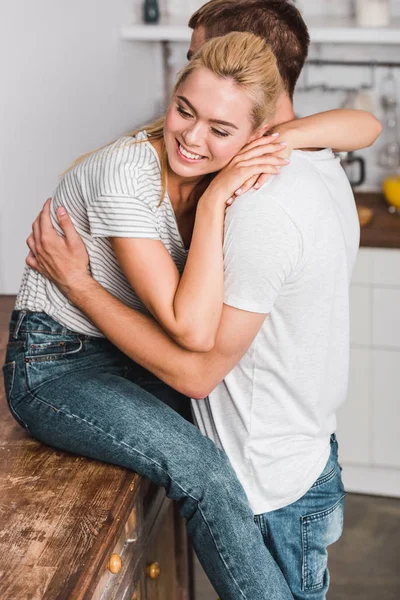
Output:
[182, 124, 203, 148]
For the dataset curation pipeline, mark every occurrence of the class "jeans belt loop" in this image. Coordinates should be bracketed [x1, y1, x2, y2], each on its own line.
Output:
[13, 310, 27, 339]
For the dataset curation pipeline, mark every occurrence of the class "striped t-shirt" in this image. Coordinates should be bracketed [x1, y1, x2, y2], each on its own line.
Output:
[16, 132, 188, 336]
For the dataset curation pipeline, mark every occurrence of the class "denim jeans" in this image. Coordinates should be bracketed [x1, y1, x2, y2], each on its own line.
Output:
[3, 311, 293, 600]
[255, 435, 346, 600]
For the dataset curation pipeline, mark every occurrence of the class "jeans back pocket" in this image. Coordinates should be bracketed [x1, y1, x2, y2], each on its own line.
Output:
[301, 493, 346, 591]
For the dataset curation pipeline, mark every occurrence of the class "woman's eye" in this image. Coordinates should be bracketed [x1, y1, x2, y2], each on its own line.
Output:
[177, 106, 193, 119]
[211, 128, 229, 138]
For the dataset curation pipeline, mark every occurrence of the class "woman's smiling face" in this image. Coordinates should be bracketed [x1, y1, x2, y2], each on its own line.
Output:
[164, 67, 262, 180]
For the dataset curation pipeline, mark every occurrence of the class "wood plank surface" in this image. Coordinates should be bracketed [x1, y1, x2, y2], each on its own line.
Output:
[0, 297, 143, 600]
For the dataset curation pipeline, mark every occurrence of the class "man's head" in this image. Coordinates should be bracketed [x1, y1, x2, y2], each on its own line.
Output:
[188, 0, 310, 100]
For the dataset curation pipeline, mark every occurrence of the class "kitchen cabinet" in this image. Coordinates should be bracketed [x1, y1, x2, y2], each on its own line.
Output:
[337, 246, 400, 497]
[0, 293, 193, 600]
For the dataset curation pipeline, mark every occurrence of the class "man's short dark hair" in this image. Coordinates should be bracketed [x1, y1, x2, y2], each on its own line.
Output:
[189, 0, 310, 99]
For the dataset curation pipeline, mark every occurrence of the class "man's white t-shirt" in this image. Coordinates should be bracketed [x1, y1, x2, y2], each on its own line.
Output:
[192, 149, 360, 515]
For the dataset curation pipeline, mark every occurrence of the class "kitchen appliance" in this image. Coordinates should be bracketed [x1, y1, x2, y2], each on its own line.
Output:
[379, 70, 400, 170]
[341, 152, 366, 188]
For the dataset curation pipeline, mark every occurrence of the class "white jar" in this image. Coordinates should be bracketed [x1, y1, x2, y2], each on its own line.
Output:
[167, 0, 202, 23]
[355, 0, 390, 27]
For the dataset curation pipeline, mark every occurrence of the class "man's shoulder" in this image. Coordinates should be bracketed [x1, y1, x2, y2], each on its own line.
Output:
[226, 149, 348, 241]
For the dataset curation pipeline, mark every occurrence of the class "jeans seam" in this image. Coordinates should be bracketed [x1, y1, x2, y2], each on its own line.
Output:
[3, 361, 31, 431]
[311, 465, 337, 488]
[26, 389, 249, 600]
[301, 492, 346, 591]
[22, 355, 117, 399]
[301, 493, 346, 524]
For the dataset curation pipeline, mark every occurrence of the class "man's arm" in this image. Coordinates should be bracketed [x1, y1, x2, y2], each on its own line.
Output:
[27, 201, 267, 399]
[65, 277, 266, 399]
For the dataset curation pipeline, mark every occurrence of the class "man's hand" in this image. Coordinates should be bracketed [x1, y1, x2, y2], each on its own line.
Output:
[26, 198, 90, 295]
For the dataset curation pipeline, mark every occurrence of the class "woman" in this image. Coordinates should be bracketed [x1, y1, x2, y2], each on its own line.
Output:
[4, 33, 379, 600]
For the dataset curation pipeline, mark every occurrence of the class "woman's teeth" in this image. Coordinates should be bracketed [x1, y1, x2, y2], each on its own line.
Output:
[178, 143, 204, 160]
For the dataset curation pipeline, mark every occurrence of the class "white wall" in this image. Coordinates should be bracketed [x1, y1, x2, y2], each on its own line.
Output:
[0, 0, 163, 293]
[2, 0, 400, 293]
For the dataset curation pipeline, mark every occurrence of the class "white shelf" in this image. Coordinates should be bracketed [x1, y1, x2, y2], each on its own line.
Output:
[311, 25, 400, 44]
[121, 24, 191, 43]
[121, 21, 400, 45]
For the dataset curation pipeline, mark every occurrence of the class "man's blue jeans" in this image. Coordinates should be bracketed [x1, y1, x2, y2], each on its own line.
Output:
[3, 311, 294, 600]
[255, 435, 346, 600]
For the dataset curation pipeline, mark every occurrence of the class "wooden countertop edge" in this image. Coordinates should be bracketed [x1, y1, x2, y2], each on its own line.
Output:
[355, 192, 400, 250]
[68, 472, 148, 600]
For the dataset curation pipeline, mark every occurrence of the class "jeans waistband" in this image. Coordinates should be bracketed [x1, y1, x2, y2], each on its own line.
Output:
[10, 310, 79, 338]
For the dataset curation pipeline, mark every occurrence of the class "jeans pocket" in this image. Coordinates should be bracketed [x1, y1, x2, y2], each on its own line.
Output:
[301, 493, 346, 592]
[26, 336, 83, 362]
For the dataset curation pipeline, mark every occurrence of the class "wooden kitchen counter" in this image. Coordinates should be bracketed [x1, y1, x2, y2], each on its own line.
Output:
[355, 192, 400, 249]
[0, 297, 192, 600]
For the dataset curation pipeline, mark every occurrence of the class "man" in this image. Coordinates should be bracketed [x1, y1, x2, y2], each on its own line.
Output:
[26, 2, 378, 598]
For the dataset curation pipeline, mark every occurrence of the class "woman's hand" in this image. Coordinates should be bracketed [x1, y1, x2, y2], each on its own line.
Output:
[26, 198, 90, 296]
[204, 133, 291, 206]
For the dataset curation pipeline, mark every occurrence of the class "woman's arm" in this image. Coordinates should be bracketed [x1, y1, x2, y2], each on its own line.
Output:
[93, 136, 287, 353]
[111, 195, 225, 353]
[276, 109, 382, 152]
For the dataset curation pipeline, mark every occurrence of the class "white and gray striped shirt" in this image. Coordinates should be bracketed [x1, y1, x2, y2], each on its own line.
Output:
[16, 132, 188, 336]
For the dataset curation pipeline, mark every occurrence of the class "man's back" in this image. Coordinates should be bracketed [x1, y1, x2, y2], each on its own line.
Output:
[192, 149, 360, 514]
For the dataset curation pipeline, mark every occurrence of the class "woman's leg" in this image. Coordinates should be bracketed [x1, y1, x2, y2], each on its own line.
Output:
[4, 312, 293, 600]
[126, 364, 193, 423]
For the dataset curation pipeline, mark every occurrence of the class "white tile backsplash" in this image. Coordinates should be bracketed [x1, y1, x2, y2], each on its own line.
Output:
[352, 248, 374, 285]
[372, 349, 400, 468]
[350, 285, 373, 346]
[372, 248, 400, 287]
[337, 348, 372, 464]
[372, 288, 400, 348]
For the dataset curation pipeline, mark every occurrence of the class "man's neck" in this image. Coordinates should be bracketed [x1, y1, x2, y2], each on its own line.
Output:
[271, 93, 296, 127]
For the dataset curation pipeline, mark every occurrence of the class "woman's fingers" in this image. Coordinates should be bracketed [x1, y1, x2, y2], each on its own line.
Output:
[234, 165, 281, 197]
[228, 170, 275, 204]
[234, 175, 259, 197]
[240, 133, 280, 152]
[236, 155, 289, 171]
[253, 173, 273, 190]
[236, 142, 287, 162]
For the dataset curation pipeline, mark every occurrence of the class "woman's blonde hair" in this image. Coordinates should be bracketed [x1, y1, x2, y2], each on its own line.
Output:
[67, 32, 282, 201]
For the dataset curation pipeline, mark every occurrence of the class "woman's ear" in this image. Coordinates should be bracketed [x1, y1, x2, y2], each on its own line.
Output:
[249, 123, 271, 142]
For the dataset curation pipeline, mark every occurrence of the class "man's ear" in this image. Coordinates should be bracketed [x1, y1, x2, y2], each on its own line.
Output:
[249, 123, 271, 142]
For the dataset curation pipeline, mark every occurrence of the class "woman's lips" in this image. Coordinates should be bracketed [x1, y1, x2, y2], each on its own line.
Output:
[175, 139, 207, 163]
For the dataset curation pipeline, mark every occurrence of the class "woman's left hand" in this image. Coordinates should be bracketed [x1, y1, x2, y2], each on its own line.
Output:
[230, 134, 292, 202]
[26, 198, 90, 295]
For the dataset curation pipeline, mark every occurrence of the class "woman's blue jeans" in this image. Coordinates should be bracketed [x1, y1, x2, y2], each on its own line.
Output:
[3, 311, 293, 600]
